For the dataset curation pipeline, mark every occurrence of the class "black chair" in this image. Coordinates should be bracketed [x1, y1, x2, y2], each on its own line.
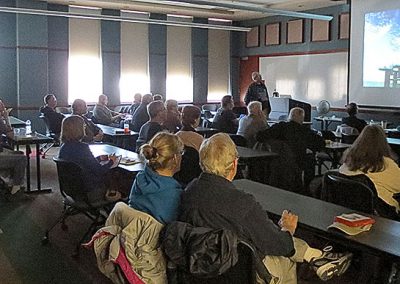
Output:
[202, 110, 214, 128]
[39, 114, 59, 158]
[321, 171, 399, 220]
[164, 222, 271, 284]
[174, 146, 202, 186]
[341, 133, 359, 144]
[42, 157, 115, 256]
[229, 134, 248, 147]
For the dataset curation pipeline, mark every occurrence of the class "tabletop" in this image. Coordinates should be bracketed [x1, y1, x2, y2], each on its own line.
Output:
[9, 116, 26, 128]
[10, 132, 53, 145]
[89, 144, 144, 172]
[96, 124, 138, 137]
[233, 179, 400, 258]
[237, 146, 278, 160]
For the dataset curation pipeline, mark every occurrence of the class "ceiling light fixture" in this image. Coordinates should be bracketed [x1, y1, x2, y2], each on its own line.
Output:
[0, 6, 251, 31]
[164, 0, 333, 21]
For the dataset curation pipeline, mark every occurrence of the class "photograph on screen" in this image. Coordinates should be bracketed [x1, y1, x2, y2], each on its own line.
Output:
[363, 9, 400, 88]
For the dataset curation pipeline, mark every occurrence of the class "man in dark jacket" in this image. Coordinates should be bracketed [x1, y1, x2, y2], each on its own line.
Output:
[179, 133, 352, 283]
[39, 94, 65, 136]
[135, 100, 167, 151]
[256, 107, 325, 191]
[244, 72, 271, 117]
[342, 102, 367, 133]
[131, 93, 153, 132]
[212, 95, 238, 134]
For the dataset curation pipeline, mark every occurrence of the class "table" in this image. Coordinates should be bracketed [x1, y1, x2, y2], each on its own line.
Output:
[9, 116, 26, 128]
[9, 132, 54, 193]
[89, 144, 144, 173]
[234, 179, 400, 282]
[96, 124, 139, 150]
[314, 116, 342, 131]
[195, 127, 219, 138]
[320, 142, 351, 169]
[236, 146, 278, 180]
[233, 179, 400, 258]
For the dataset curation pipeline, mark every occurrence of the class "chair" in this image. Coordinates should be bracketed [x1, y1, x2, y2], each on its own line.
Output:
[39, 114, 60, 158]
[341, 133, 359, 144]
[229, 134, 248, 147]
[321, 171, 399, 220]
[173, 146, 202, 186]
[232, 106, 247, 117]
[202, 110, 214, 128]
[42, 157, 115, 256]
[163, 222, 271, 284]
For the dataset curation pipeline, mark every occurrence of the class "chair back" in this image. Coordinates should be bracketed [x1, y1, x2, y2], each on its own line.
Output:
[341, 133, 359, 144]
[39, 114, 54, 137]
[321, 171, 375, 213]
[229, 134, 248, 147]
[53, 157, 88, 202]
[174, 146, 202, 186]
[232, 106, 247, 117]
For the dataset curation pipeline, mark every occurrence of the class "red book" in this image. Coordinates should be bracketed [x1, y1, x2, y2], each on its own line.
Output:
[334, 213, 375, 227]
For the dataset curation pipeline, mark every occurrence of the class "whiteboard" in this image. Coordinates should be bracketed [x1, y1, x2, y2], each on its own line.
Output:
[259, 52, 348, 107]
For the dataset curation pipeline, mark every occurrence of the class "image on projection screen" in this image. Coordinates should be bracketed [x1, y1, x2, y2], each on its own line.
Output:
[363, 9, 400, 88]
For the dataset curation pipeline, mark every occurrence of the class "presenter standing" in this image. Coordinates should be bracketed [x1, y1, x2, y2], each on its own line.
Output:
[244, 72, 271, 118]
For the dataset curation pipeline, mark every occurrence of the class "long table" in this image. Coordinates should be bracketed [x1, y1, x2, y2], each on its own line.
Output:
[9, 132, 54, 193]
[234, 179, 400, 282]
[89, 144, 144, 173]
[96, 124, 139, 150]
[234, 179, 400, 258]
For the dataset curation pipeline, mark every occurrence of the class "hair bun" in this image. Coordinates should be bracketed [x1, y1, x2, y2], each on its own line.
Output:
[151, 147, 158, 159]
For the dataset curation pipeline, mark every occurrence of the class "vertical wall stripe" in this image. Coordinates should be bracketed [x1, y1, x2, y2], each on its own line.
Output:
[192, 18, 208, 104]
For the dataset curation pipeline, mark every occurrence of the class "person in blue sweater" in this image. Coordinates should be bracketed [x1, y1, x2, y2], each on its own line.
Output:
[129, 132, 184, 224]
[58, 115, 119, 203]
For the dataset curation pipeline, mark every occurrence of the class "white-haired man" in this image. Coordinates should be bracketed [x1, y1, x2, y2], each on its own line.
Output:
[256, 107, 325, 191]
[179, 133, 352, 284]
[244, 72, 271, 117]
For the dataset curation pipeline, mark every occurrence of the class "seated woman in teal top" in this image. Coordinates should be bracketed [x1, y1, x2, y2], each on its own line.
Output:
[129, 132, 184, 224]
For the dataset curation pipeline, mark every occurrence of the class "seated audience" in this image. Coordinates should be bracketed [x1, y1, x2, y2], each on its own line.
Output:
[58, 115, 120, 203]
[212, 95, 238, 134]
[256, 107, 325, 190]
[342, 102, 367, 133]
[129, 132, 184, 224]
[176, 105, 203, 151]
[237, 101, 268, 147]
[71, 99, 103, 143]
[164, 99, 181, 133]
[131, 93, 153, 132]
[39, 94, 65, 136]
[179, 133, 352, 283]
[136, 100, 168, 151]
[0, 99, 26, 194]
[93, 94, 124, 126]
[339, 125, 400, 211]
[128, 93, 142, 115]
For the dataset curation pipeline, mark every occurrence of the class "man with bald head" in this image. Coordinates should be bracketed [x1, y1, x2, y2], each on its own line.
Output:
[72, 99, 103, 142]
[93, 94, 124, 126]
[244, 72, 271, 117]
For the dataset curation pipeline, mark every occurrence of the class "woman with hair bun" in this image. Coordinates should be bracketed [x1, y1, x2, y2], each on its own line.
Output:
[128, 132, 184, 224]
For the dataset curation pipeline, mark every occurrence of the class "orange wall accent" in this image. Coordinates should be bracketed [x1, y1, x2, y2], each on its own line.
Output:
[239, 56, 259, 103]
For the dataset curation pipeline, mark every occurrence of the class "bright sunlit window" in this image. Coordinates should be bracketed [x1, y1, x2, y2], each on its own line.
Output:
[68, 7, 102, 104]
[166, 75, 193, 103]
[120, 74, 150, 103]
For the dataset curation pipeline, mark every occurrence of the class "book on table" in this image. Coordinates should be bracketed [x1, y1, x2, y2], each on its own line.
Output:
[328, 213, 375, 236]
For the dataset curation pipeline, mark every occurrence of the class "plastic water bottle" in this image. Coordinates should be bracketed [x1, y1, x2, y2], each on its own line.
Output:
[123, 120, 130, 134]
[25, 120, 32, 135]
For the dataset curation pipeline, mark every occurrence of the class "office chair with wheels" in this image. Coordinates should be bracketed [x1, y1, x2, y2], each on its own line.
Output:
[42, 157, 115, 256]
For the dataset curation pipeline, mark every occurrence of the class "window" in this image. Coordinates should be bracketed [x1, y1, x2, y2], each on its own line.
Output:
[166, 15, 193, 102]
[208, 28, 230, 102]
[68, 7, 102, 104]
[120, 11, 150, 103]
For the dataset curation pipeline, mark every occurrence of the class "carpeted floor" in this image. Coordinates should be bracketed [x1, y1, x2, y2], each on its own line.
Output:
[0, 147, 365, 284]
